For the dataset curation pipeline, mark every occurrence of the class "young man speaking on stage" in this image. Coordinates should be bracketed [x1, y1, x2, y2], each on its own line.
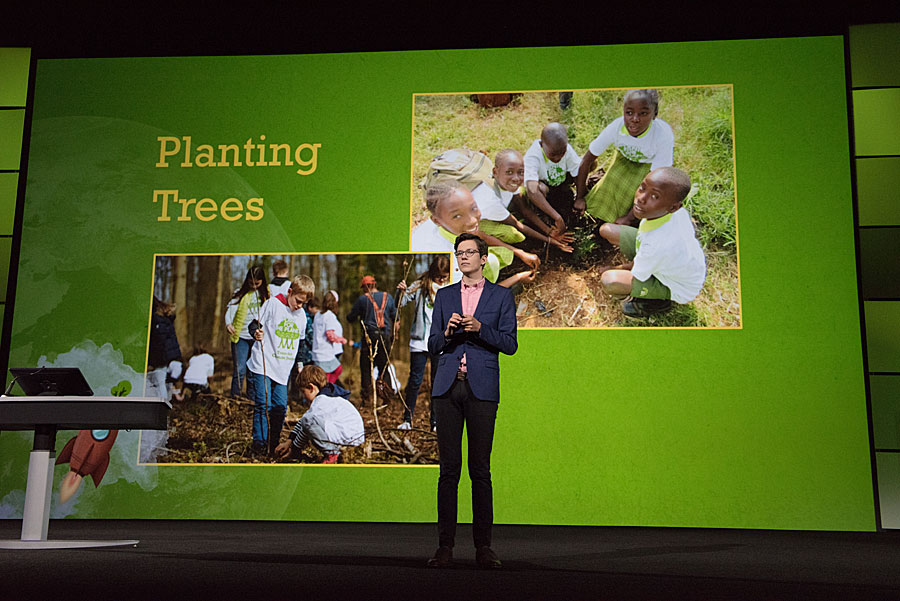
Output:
[426, 231, 518, 570]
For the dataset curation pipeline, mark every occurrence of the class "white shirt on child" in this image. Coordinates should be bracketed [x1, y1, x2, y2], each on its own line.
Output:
[632, 207, 706, 304]
[410, 220, 462, 283]
[225, 291, 263, 340]
[523, 139, 581, 187]
[269, 279, 291, 299]
[588, 117, 674, 170]
[471, 181, 514, 222]
[167, 360, 183, 381]
[246, 295, 307, 385]
[298, 392, 365, 447]
[184, 353, 214, 386]
[312, 310, 343, 363]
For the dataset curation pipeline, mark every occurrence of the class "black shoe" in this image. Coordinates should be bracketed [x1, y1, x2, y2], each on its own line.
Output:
[622, 297, 673, 318]
[426, 545, 453, 568]
[250, 441, 268, 456]
[475, 546, 502, 570]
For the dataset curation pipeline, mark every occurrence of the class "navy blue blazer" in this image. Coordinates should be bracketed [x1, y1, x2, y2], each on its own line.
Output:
[428, 279, 518, 401]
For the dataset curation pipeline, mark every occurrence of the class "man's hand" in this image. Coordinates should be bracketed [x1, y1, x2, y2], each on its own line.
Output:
[226, 324, 236, 336]
[444, 312, 463, 338]
[460, 314, 481, 333]
[396, 280, 407, 292]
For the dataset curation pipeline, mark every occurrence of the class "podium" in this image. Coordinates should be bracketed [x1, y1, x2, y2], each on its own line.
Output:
[0, 395, 170, 549]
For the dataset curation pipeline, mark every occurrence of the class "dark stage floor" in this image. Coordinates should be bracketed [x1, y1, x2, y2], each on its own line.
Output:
[2, 520, 900, 600]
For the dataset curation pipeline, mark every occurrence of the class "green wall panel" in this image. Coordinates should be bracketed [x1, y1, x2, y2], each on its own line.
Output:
[871, 376, 900, 450]
[0, 173, 17, 235]
[853, 89, 900, 157]
[859, 228, 900, 299]
[865, 301, 900, 372]
[0, 48, 29, 107]
[877, 452, 900, 529]
[0, 110, 25, 170]
[856, 157, 900, 226]
[850, 23, 900, 88]
[0, 236, 9, 301]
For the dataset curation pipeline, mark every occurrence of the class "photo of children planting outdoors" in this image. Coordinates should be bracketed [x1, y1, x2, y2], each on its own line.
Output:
[410, 87, 740, 328]
[145, 253, 447, 465]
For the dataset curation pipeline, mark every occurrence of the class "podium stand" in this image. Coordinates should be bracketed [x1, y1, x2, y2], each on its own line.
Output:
[0, 395, 170, 549]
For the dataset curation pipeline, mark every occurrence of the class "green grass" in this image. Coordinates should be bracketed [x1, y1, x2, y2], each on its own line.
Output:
[412, 87, 737, 251]
[411, 88, 741, 328]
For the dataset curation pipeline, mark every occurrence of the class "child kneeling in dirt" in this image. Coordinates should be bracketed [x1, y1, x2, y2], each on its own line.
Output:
[596, 167, 706, 318]
[523, 122, 582, 236]
[410, 180, 539, 287]
[472, 149, 573, 253]
[274, 365, 364, 464]
[177, 344, 214, 401]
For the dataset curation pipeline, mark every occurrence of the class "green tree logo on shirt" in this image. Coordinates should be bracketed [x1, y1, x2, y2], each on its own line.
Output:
[546, 164, 566, 187]
[275, 319, 300, 350]
[619, 145, 650, 163]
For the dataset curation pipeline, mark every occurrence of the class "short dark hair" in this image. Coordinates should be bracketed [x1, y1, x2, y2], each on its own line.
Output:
[624, 89, 660, 116]
[541, 122, 569, 146]
[654, 166, 692, 203]
[454, 232, 488, 257]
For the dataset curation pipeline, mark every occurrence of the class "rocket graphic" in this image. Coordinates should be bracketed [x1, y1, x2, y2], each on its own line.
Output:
[55, 429, 119, 503]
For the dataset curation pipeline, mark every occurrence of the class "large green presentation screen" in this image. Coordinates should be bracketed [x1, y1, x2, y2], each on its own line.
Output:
[1, 36, 875, 530]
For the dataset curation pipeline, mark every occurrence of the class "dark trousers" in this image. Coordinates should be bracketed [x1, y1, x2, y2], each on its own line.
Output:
[359, 329, 390, 403]
[433, 376, 498, 549]
[403, 351, 436, 428]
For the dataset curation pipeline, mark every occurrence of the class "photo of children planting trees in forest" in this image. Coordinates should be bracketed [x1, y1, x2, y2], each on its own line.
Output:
[144, 252, 446, 465]
[410, 86, 739, 328]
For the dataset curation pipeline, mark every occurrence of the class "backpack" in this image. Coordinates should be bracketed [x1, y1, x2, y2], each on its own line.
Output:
[365, 292, 388, 329]
[421, 148, 493, 191]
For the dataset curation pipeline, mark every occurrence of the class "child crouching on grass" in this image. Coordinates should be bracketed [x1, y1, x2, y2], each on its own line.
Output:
[410, 180, 539, 287]
[523, 122, 582, 236]
[274, 365, 364, 464]
[472, 149, 573, 253]
[596, 167, 706, 318]
[247, 275, 315, 455]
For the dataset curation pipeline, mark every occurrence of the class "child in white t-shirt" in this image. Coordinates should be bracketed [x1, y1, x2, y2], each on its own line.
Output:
[410, 180, 539, 287]
[576, 89, 675, 224]
[224, 266, 268, 400]
[181, 345, 214, 399]
[473, 149, 573, 253]
[523, 122, 582, 237]
[268, 259, 291, 298]
[312, 290, 348, 384]
[247, 274, 315, 455]
[596, 167, 706, 318]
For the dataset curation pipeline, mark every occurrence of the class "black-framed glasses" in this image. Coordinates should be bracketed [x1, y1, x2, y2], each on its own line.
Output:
[454, 249, 480, 258]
